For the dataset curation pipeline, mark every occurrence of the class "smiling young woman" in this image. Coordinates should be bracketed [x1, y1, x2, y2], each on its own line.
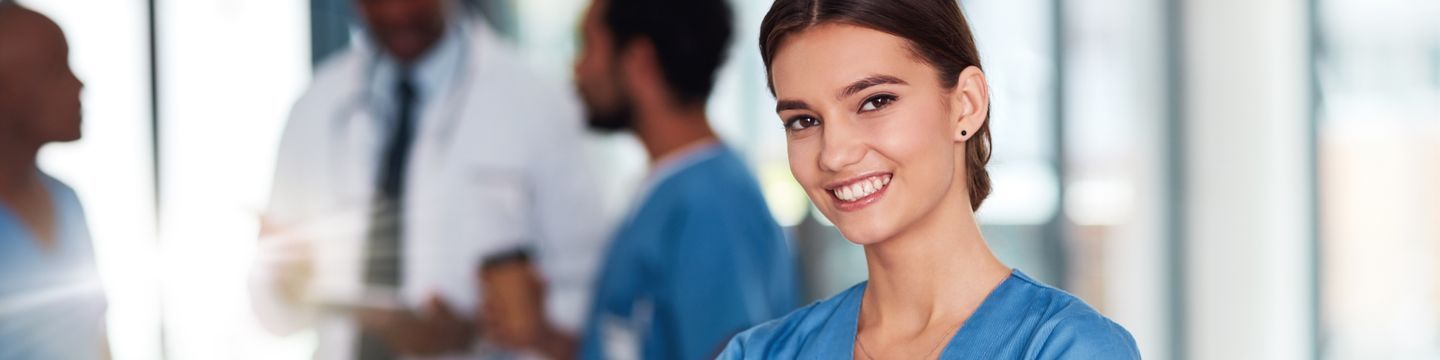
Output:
[717, 0, 1141, 359]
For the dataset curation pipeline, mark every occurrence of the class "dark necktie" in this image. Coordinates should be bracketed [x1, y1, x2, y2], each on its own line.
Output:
[358, 73, 417, 360]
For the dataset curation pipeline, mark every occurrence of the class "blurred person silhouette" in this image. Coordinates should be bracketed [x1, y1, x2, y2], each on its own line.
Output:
[248, 0, 605, 358]
[0, 2, 110, 359]
[478, 0, 798, 359]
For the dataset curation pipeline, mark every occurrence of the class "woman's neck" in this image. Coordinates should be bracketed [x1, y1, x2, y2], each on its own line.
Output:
[859, 193, 1010, 335]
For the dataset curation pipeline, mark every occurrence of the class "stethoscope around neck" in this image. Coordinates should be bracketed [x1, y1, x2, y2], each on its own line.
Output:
[326, 20, 479, 192]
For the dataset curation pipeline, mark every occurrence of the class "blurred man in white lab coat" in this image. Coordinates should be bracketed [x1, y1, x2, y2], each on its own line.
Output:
[248, 0, 605, 358]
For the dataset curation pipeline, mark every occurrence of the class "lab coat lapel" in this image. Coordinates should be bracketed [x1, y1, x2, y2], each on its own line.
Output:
[411, 19, 491, 168]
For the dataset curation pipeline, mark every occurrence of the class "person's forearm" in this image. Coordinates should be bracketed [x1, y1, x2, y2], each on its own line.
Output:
[248, 256, 322, 336]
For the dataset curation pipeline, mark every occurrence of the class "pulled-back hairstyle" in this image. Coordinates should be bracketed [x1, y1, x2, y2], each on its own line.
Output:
[758, 0, 993, 210]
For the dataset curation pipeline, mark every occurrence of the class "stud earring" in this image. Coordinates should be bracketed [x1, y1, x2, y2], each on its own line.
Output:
[961, 130, 968, 136]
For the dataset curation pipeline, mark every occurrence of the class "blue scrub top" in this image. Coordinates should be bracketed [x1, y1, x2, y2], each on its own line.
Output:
[580, 144, 798, 360]
[0, 174, 107, 359]
[720, 270, 1140, 359]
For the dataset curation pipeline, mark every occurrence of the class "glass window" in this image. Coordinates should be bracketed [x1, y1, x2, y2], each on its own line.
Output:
[24, 1, 161, 359]
[1317, 0, 1440, 358]
[155, 0, 313, 358]
[1060, 0, 1171, 358]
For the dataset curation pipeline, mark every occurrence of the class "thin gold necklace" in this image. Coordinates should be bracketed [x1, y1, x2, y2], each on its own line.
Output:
[855, 321, 963, 360]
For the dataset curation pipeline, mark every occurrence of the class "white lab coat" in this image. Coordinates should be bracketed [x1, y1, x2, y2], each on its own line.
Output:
[249, 17, 605, 359]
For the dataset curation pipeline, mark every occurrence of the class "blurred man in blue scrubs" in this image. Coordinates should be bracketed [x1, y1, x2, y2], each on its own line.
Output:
[0, 2, 110, 358]
[479, 0, 798, 358]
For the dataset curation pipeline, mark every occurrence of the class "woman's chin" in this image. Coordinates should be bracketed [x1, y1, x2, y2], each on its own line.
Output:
[835, 222, 898, 247]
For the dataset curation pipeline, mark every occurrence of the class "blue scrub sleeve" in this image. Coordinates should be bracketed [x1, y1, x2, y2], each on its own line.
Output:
[663, 209, 768, 360]
[1031, 312, 1142, 360]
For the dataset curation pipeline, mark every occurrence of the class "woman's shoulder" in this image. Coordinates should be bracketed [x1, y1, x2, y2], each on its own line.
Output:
[718, 282, 866, 359]
[1002, 271, 1141, 359]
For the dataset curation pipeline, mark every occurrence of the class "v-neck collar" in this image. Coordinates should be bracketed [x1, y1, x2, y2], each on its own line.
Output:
[0, 174, 66, 252]
[820, 269, 1026, 359]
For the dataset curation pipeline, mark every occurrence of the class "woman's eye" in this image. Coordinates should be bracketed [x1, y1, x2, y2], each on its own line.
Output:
[859, 94, 897, 112]
[785, 116, 820, 132]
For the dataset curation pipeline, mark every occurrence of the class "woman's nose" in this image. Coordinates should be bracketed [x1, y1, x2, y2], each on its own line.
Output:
[818, 118, 866, 172]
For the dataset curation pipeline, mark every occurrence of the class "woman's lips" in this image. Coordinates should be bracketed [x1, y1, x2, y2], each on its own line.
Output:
[828, 173, 891, 212]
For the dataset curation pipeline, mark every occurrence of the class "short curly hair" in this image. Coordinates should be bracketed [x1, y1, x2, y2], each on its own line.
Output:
[601, 0, 733, 106]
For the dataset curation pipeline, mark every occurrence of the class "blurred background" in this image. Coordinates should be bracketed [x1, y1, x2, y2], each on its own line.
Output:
[13, 0, 1437, 358]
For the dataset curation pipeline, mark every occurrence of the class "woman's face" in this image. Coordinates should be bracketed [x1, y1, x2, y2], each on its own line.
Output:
[0, 9, 83, 144]
[771, 23, 969, 245]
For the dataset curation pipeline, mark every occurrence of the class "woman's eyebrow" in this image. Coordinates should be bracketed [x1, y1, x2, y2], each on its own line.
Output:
[838, 74, 907, 101]
[776, 99, 811, 113]
[774, 75, 906, 113]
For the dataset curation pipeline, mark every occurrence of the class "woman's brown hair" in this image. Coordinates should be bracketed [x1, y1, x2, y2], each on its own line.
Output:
[759, 0, 993, 210]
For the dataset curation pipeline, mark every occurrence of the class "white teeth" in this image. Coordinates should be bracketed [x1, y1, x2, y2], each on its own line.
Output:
[834, 174, 890, 202]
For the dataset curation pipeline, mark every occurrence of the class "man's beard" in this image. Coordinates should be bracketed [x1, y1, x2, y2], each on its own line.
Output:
[585, 98, 636, 133]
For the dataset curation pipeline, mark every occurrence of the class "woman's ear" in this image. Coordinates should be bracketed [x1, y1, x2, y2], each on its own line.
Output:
[951, 66, 989, 142]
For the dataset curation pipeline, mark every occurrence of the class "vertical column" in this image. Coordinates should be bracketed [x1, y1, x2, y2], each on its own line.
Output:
[1181, 0, 1315, 358]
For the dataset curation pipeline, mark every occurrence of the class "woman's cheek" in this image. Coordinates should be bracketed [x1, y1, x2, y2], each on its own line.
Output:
[876, 109, 954, 179]
[787, 140, 821, 192]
